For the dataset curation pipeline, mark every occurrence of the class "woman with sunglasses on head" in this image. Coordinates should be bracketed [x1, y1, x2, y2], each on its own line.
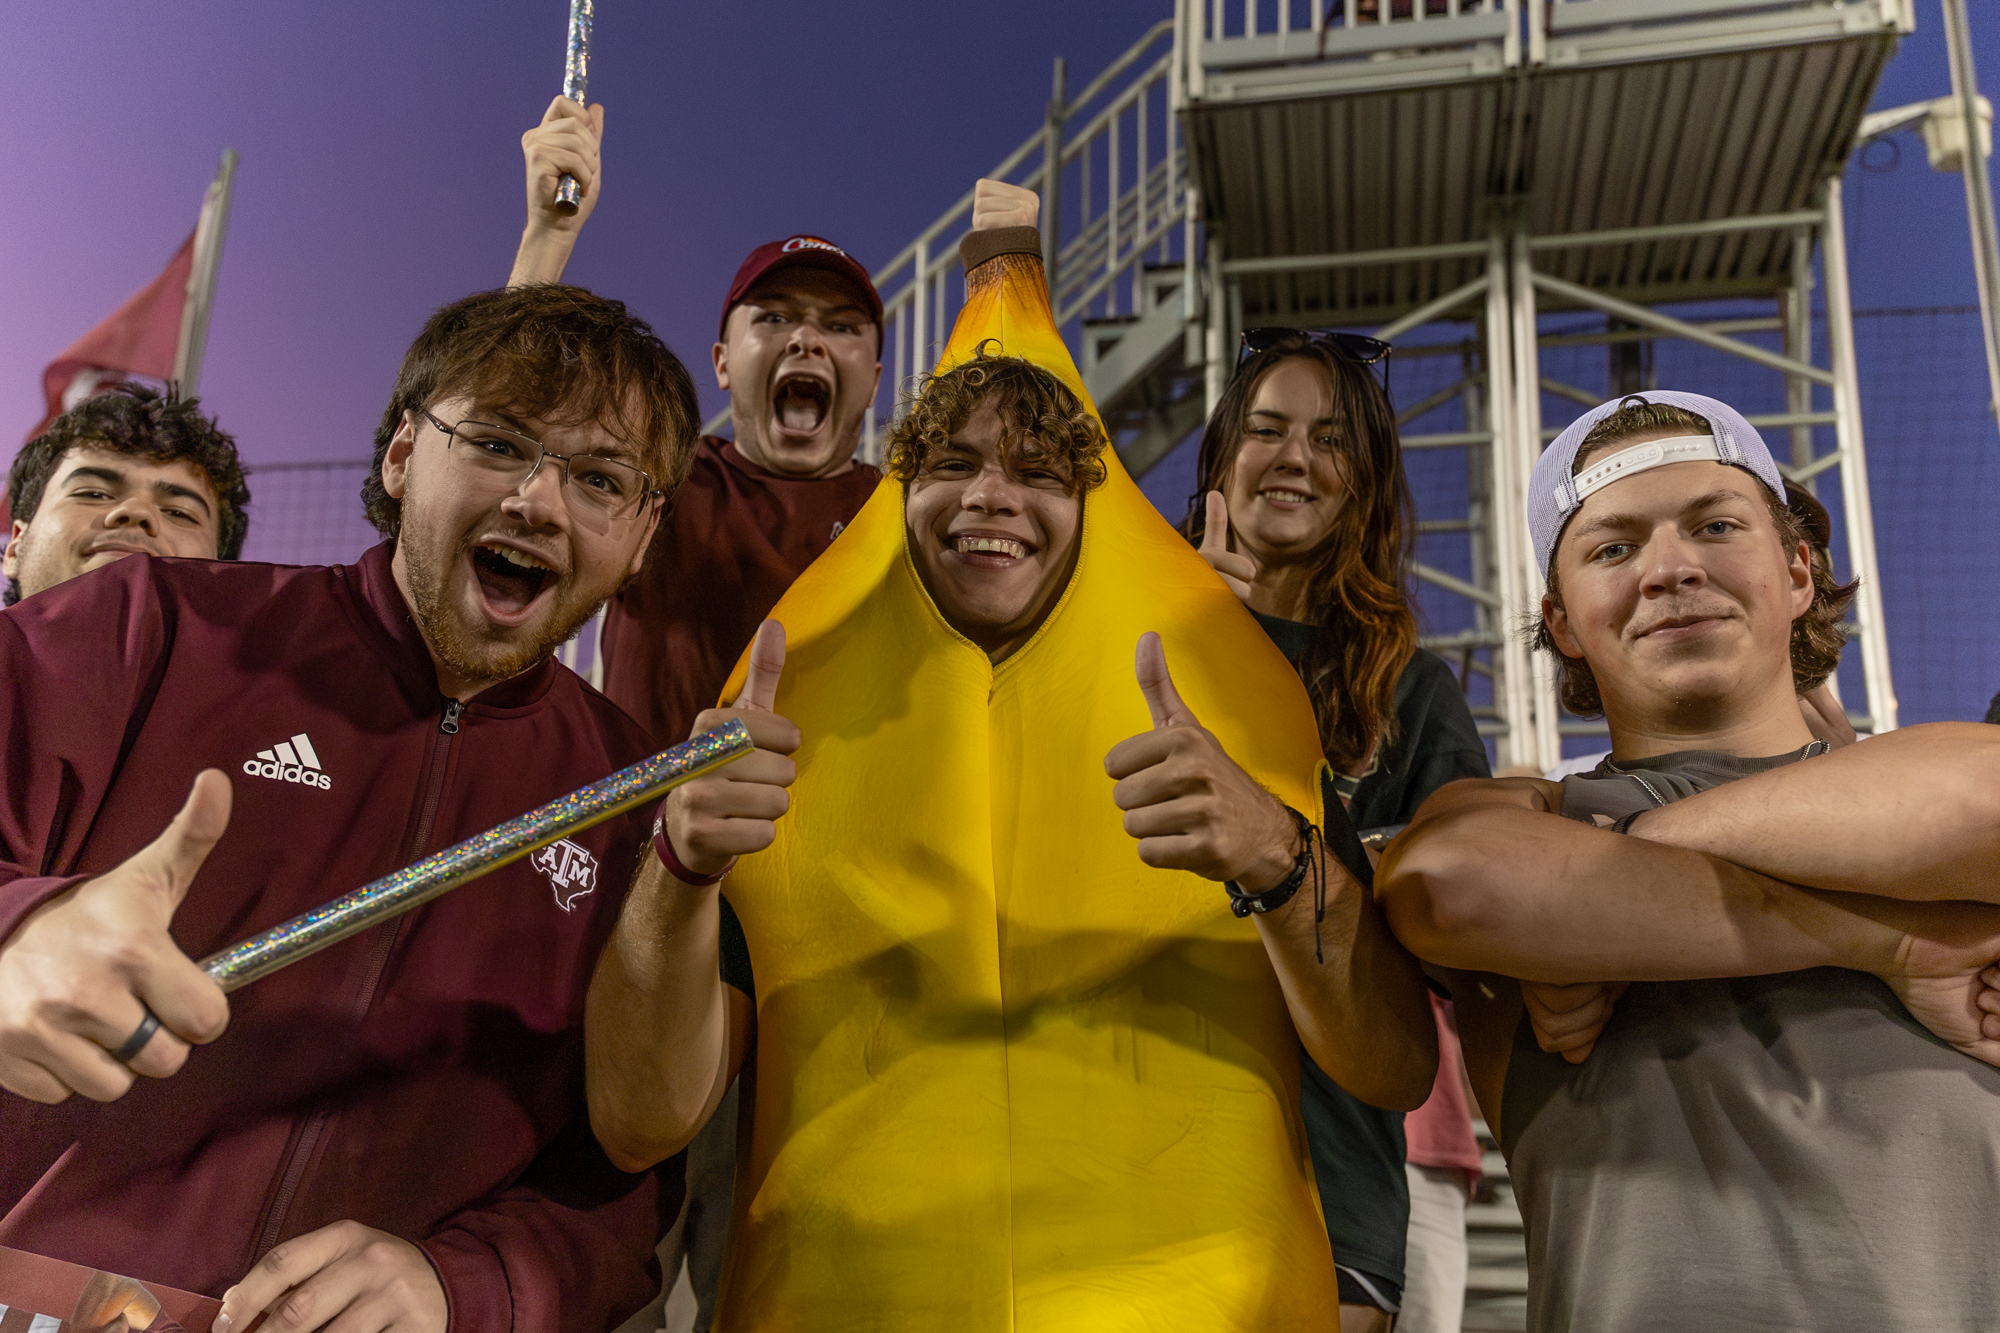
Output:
[1186, 329, 1490, 1333]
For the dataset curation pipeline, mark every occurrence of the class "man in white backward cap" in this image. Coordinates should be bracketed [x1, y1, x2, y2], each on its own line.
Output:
[1377, 390, 2000, 1331]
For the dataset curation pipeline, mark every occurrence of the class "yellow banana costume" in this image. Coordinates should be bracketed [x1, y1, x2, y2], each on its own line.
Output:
[714, 228, 1341, 1329]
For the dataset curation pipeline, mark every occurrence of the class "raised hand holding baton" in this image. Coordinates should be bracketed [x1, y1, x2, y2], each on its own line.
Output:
[553, 0, 594, 213]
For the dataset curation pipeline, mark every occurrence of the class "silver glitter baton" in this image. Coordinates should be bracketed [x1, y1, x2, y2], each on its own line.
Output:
[552, 0, 594, 214]
[198, 718, 752, 992]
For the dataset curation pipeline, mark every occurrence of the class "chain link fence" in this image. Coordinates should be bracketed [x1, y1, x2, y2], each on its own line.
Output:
[238, 459, 377, 567]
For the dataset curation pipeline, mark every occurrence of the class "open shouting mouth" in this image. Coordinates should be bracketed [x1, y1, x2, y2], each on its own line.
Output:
[469, 540, 559, 623]
[772, 374, 831, 440]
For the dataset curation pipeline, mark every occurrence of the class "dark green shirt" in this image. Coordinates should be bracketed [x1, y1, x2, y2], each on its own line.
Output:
[1251, 613, 1492, 833]
[1254, 613, 1492, 1301]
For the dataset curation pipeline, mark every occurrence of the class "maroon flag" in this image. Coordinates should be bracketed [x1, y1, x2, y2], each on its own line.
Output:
[31, 232, 197, 441]
[26, 148, 237, 446]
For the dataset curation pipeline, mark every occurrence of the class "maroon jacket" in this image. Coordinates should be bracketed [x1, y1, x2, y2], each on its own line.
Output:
[0, 543, 674, 1332]
[600, 434, 879, 746]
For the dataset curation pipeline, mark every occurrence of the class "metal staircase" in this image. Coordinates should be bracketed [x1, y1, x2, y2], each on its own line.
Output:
[1465, 1120, 1530, 1331]
[755, 0, 1922, 775]
[1175, 0, 1912, 769]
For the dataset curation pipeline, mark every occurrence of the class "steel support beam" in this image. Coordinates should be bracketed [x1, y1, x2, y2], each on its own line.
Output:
[1484, 232, 1538, 770]
[1223, 240, 1488, 276]
[1530, 271, 1834, 385]
[1511, 231, 1561, 771]
[1820, 178, 1899, 732]
[1942, 0, 2000, 420]
[1373, 274, 1491, 343]
[1523, 208, 1823, 253]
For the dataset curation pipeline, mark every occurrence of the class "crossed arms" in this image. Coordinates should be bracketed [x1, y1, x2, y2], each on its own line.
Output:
[1378, 723, 2000, 1103]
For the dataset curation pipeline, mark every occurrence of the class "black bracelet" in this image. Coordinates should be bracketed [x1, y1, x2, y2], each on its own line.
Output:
[1225, 806, 1318, 919]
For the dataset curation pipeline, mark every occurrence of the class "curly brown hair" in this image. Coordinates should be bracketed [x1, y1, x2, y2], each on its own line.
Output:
[364, 284, 700, 539]
[884, 343, 1108, 495]
[7, 382, 250, 605]
[1182, 338, 1417, 773]
[9, 381, 249, 558]
[1534, 401, 1857, 716]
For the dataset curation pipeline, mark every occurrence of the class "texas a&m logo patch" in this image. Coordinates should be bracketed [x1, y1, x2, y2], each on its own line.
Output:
[531, 839, 599, 911]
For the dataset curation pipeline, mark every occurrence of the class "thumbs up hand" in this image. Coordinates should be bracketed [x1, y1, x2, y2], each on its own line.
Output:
[663, 620, 802, 879]
[1197, 492, 1259, 605]
[1105, 633, 1301, 888]
[0, 770, 234, 1104]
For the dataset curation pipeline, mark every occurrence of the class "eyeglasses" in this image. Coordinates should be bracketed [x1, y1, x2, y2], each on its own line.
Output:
[1236, 328, 1392, 368]
[419, 409, 660, 528]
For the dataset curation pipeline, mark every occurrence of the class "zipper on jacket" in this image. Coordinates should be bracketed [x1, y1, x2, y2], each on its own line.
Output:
[253, 697, 465, 1261]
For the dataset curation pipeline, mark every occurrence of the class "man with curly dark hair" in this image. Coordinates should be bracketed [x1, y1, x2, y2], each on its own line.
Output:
[879, 342, 1109, 661]
[1380, 390, 2000, 1332]
[3, 383, 249, 605]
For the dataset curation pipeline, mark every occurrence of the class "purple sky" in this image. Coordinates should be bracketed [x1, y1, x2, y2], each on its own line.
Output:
[1, 1, 1165, 461]
[4, 3, 1997, 725]
[3, 3, 1994, 465]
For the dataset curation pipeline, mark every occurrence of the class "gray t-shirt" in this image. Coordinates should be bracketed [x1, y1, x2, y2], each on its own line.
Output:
[1502, 743, 2000, 1332]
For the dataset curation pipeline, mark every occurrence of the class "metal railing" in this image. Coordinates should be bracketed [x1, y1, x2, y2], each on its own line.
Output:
[1179, 0, 1519, 95]
[702, 19, 1192, 461]
[1180, 0, 1903, 89]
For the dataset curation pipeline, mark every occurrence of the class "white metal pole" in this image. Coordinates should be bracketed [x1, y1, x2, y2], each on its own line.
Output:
[174, 148, 238, 397]
[1821, 177, 1900, 732]
[1785, 227, 1817, 477]
[1205, 231, 1228, 414]
[1510, 232, 1561, 769]
[911, 237, 929, 378]
[1484, 232, 1534, 768]
[1942, 0, 2000, 419]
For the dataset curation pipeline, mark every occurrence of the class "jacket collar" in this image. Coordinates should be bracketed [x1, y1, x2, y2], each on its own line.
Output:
[346, 541, 559, 712]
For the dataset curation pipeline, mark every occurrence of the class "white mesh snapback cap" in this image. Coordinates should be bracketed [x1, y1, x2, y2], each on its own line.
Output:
[1528, 390, 1786, 578]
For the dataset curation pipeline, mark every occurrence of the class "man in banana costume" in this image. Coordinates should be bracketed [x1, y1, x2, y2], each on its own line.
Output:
[587, 181, 1437, 1330]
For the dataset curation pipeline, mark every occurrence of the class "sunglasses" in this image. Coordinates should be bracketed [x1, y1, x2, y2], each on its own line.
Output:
[1236, 327, 1392, 367]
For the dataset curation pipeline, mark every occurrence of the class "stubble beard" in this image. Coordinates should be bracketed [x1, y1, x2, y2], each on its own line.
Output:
[399, 521, 609, 691]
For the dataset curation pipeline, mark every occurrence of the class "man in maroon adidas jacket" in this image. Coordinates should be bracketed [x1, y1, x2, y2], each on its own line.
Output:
[0, 283, 701, 1333]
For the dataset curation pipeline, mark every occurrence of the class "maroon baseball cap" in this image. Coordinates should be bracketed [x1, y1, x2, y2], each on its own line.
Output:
[718, 235, 884, 347]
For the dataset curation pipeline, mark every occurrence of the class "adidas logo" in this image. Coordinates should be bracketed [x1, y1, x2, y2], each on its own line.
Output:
[242, 732, 333, 790]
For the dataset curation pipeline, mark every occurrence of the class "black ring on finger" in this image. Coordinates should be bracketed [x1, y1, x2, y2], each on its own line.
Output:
[112, 1005, 162, 1064]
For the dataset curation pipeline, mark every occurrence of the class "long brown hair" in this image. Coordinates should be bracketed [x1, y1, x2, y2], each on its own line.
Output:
[1183, 338, 1417, 771]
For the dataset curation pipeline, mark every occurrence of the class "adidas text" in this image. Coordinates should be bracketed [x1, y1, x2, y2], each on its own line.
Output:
[244, 733, 333, 790]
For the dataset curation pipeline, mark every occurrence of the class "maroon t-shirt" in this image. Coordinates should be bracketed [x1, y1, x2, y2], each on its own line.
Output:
[601, 434, 881, 745]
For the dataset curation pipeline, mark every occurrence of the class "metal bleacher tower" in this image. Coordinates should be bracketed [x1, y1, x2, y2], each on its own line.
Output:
[840, 0, 1915, 774]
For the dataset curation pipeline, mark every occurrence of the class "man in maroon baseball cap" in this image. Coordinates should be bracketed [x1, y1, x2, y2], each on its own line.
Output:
[507, 95, 884, 1331]
[508, 96, 885, 750]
